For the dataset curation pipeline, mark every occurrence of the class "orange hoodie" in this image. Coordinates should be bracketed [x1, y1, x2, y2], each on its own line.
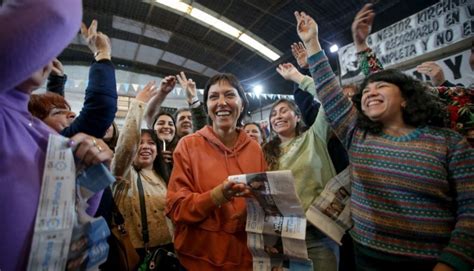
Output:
[166, 126, 267, 271]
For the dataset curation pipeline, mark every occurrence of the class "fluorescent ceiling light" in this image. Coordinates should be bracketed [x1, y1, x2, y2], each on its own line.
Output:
[211, 18, 241, 38]
[190, 8, 241, 38]
[155, 0, 190, 13]
[154, 0, 281, 61]
[189, 8, 217, 26]
[239, 34, 280, 61]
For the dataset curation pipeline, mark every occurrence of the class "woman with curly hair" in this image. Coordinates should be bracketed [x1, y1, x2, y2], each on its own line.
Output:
[295, 10, 474, 271]
[351, 69, 446, 134]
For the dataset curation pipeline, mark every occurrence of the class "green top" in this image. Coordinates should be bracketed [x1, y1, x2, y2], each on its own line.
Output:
[277, 76, 336, 211]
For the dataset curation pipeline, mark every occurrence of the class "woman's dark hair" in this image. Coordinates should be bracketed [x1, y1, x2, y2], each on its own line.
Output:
[351, 69, 446, 134]
[135, 129, 171, 183]
[103, 121, 119, 152]
[262, 99, 304, 170]
[203, 73, 248, 127]
[243, 122, 267, 144]
[152, 111, 179, 152]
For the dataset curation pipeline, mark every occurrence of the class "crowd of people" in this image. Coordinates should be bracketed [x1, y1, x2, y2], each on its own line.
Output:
[1, 0, 473, 271]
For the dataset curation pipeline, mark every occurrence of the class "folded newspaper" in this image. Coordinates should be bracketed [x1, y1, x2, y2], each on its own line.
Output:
[305, 167, 352, 245]
[229, 170, 313, 271]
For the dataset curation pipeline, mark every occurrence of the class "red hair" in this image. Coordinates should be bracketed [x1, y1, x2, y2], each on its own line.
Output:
[28, 92, 71, 120]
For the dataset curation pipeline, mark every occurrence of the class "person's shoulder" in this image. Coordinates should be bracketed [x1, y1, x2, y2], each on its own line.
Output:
[421, 126, 470, 147]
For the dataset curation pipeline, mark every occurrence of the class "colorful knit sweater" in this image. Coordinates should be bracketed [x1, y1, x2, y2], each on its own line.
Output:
[309, 51, 474, 271]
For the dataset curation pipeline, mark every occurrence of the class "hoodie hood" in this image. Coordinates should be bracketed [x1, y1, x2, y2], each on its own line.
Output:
[196, 125, 252, 156]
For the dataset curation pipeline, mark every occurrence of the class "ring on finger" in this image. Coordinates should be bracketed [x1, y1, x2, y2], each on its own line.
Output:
[97, 145, 103, 153]
[91, 137, 97, 147]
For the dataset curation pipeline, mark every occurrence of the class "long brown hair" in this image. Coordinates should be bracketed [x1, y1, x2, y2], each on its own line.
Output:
[133, 129, 171, 183]
[262, 99, 304, 170]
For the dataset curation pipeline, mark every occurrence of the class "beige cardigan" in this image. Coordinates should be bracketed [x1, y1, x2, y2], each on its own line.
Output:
[111, 99, 172, 248]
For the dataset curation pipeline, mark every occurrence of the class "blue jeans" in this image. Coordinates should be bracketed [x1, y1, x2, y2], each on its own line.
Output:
[306, 226, 339, 271]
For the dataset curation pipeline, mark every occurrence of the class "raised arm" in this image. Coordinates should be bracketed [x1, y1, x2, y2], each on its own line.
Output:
[177, 71, 208, 130]
[46, 59, 67, 96]
[352, 4, 384, 76]
[276, 62, 320, 126]
[60, 20, 117, 138]
[0, 0, 82, 93]
[144, 76, 177, 128]
[296, 11, 358, 148]
[111, 85, 158, 178]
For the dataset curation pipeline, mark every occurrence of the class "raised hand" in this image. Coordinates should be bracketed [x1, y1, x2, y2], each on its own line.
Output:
[51, 58, 65, 76]
[291, 42, 309, 69]
[135, 81, 158, 103]
[176, 71, 197, 104]
[416, 62, 446, 86]
[352, 4, 375, 51]
[158, 75, 177, 96]
[294, 11, 321, 56]
[80, 19, 112, 61]
[276, 63, 305, 84]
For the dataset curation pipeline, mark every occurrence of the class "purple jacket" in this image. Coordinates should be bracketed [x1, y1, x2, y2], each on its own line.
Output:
[0, 0, 82, 270]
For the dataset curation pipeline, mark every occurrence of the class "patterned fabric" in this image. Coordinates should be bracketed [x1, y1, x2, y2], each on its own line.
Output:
[111, 99, 172, 248]
[309, 51, 474, 271]
[357, 48, 474, 143]
[356, 48, 383, 76]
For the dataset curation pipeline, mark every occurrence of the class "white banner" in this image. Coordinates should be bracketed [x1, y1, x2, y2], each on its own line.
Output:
[405, 49, 474, 87]
[339, 0, 474, 80]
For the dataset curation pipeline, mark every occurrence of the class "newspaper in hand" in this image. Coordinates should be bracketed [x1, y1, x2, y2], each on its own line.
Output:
[305, 167, 352, 245]
[229, 170, 313, 271]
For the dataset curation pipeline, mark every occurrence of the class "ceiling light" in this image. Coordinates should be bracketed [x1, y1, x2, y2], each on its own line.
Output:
[239, 34, 280, 61]
[253, 85, 263, 95]
[155, 0, 190, 13]
[153, 0, 281, 62]
[330, 44, 339, 53]
[212, 19, 241, 38]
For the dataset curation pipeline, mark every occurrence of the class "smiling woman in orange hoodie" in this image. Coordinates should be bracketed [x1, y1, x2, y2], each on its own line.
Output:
[166, 73, 267, 271]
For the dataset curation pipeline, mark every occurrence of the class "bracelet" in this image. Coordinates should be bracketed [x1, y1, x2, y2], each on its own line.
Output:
[188, 96, 199, 105]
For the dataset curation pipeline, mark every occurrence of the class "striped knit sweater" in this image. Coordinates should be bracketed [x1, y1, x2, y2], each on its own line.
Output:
[308, 51, 474, 271]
